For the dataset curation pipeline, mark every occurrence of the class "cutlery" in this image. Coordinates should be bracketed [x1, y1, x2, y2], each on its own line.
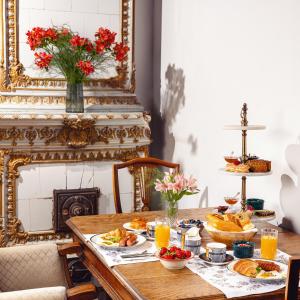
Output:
[120, 252, 154, 259]
[122, 256, 155, 261]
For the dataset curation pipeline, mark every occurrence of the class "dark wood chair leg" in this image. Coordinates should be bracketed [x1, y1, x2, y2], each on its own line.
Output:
[67, 283, 97, 300]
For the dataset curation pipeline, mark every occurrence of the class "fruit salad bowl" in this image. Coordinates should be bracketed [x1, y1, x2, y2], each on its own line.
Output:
[156, 246, 194, 270]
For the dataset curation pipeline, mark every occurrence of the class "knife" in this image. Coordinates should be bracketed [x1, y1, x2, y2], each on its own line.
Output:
[120, 253, 154, 259]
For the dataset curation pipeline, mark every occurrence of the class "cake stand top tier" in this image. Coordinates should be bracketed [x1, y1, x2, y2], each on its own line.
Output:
[220, 168, 272, 177]
[224, 125, 266, 130]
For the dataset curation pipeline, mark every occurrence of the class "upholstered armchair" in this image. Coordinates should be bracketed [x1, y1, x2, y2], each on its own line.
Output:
[0, 242, 96, 300]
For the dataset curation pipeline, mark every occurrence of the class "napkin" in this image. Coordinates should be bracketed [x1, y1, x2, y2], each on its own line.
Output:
[83, 234, 158, 267]
[187, 249, 290, 299]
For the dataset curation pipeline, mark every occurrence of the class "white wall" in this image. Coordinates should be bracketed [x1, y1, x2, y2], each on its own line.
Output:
[160, 0, 300, 223]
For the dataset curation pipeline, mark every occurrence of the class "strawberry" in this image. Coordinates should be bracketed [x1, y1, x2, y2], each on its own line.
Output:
[171, 253, 177, 259]
[185, 250, 192, 258]
[169, 246, 178, 253]
[175, 249, 184, 259]
[163, 254, 174, 260]
[159, 247, 168, 256]
[247, 205, 254, 211]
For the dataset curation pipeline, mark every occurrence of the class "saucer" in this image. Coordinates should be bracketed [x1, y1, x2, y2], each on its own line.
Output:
[140, 232, 155, 241]
[199, 253, 234, 266]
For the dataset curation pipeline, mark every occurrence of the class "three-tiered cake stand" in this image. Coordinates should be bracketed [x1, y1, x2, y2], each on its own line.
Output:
[222, 103, 272, 212]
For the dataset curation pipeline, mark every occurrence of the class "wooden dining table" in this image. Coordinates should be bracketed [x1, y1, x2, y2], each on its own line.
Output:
[66, 208, 300, 300]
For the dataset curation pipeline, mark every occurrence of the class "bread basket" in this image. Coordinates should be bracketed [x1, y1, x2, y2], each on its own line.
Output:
[203, 222, 258, 247]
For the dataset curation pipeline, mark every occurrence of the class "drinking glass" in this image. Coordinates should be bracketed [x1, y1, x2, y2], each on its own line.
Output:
[261, 228, 278, 260]
[155, 217, 170, 249]
[224, 193, 240, 209]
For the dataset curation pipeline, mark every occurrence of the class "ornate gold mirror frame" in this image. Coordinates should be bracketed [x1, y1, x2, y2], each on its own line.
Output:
[4, 146, 148, 245]
[0, 0, 135, 92]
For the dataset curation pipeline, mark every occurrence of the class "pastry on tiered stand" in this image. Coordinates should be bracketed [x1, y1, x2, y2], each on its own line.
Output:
[254, 210, 275, 217]
[246, 159, 271, 173]
[225, 163, 250, 173]
[224, 154, 271, 174]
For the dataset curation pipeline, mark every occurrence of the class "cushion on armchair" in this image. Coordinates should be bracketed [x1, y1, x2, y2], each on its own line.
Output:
[0, 286, 66, 300]
[0, 243, 67, 292]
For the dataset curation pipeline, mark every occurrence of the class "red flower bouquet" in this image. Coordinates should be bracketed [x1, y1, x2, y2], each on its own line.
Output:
[26, 26, 129, 112]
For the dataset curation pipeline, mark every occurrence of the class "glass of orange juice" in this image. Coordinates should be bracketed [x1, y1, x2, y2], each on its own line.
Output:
[155, 217, 170, 249]
[261, 228, 278, 260]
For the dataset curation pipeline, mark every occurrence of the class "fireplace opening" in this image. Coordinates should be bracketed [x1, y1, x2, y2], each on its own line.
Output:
[53, 188, 99, 232]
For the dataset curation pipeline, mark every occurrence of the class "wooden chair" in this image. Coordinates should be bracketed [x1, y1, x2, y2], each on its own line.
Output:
[0, 242, 97, 300]
[285, 256, 300, 300]
[113, 157, 180, 213]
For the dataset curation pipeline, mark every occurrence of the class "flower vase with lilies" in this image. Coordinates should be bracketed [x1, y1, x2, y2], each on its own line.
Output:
[154, 170, 199, 227]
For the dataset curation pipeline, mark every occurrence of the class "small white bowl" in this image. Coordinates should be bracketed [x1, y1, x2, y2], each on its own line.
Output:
[155, 252, 194, 270]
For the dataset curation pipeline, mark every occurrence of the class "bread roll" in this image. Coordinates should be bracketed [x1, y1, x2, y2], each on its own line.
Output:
[206, 214, 243, 232]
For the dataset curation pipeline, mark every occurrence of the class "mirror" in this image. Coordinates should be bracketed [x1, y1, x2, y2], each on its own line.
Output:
[19, 0, 121, 80]
[1, 0, 134, 91]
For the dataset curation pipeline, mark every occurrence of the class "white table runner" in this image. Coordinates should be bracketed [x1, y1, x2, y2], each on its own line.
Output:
[187, 249, 289, 299]
[83, 234, 158, 267]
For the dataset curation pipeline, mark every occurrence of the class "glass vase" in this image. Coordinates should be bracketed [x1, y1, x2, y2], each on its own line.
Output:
[66, 82, 84, 113]
[166, 201, 178, 228]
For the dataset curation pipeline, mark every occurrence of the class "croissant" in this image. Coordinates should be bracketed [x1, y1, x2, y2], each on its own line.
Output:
[233, 259, 259, 278]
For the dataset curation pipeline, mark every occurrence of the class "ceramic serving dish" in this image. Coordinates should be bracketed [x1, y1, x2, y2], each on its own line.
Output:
[246, 198, 264, 210]
[232, 240, 255, 258]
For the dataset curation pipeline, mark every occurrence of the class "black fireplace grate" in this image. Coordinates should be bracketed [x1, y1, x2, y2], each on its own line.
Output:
[53, 187, 99, 232]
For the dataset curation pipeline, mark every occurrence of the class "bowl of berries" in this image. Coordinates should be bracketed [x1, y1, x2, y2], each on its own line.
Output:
[176, 219, 204, 242]
[156, 246, 194, 270]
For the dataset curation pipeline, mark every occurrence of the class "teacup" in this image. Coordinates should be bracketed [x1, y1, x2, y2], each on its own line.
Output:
[206, 242, 226, 263]
[146, 221, 156, 238]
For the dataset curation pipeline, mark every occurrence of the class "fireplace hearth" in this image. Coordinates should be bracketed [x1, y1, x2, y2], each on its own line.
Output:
[53, 188, 99, 232]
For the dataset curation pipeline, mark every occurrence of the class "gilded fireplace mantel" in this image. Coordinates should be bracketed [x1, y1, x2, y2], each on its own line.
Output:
[5, 146, 149, 244]
[0, 102, 151, 149]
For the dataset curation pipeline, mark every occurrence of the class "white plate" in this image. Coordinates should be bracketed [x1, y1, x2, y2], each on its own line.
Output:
[224, 125, 266, 130]
[251, 214, 276, 223]
[123, 222, 146, 233]
[220, 168, 272, 177]
[90, 233, 146, 250]
[227, 259, 287, 281]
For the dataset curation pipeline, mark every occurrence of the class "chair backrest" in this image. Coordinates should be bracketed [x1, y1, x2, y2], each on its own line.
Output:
[113, 157, 180, 213]
[285, 256, 300, 300]
[0, 243, 66, 292]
